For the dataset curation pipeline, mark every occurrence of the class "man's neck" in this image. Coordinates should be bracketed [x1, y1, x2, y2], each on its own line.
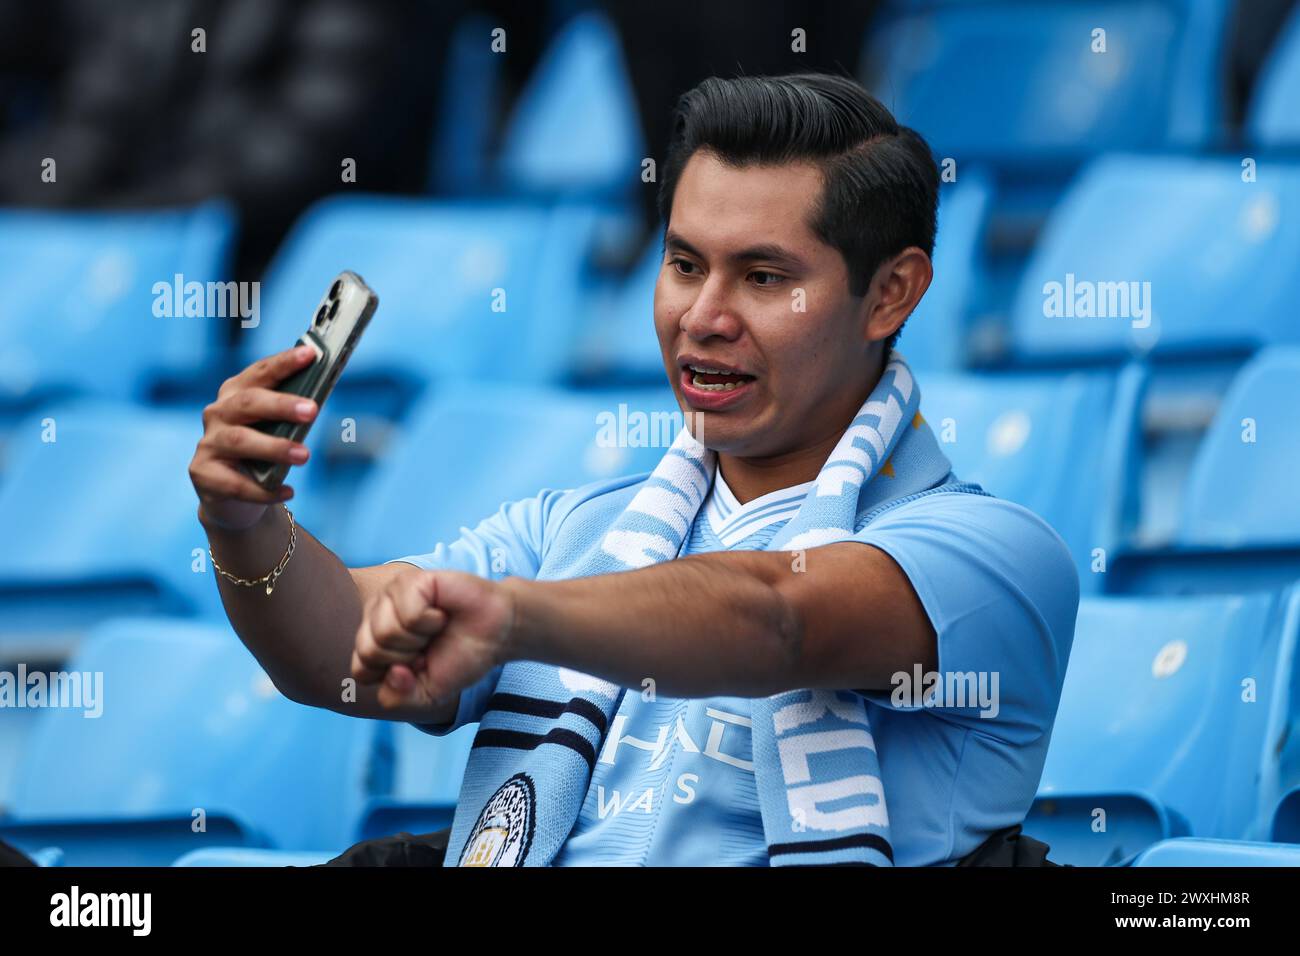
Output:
[715, 350, 890, 505]
[712, 348, 894, 504]
[717, 428, 843, 504]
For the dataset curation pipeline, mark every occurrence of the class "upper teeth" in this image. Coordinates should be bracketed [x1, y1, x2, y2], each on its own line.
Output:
[690, 365, 737, 374]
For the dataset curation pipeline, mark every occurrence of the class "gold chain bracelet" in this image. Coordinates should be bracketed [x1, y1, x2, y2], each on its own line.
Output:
[209, 505, 297, 595]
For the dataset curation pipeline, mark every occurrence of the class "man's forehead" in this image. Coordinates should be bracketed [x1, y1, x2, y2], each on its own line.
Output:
[669, 151, 826, 255]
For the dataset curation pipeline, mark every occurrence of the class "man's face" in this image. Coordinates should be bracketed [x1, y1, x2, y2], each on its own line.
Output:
[655, 150, 878, 458]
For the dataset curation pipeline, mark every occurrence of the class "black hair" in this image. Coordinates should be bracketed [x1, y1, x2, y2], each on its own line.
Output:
[657, 73, 939, 352]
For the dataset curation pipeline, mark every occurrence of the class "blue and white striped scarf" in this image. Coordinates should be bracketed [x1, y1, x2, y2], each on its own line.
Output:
[447, 354, 952, 866]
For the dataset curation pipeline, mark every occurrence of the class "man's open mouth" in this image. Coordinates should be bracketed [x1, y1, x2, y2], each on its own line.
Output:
[685, 364, 757, 392]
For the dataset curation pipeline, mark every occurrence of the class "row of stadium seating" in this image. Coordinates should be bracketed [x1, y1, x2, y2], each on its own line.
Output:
[864, 0, 1300, 351]
[4, 0, 1300, 413]
[2, 344, 1299, 864]
[0, 150, 1294, 577]
[2, 148, 1297, 411]
[869, 0, 1300, 161]
[2, 347, 1296, 666]
[3, 583, 1298, 866]
[437, 1, 1300, 202]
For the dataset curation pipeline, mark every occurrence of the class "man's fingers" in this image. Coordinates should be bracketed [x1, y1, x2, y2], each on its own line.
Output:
[385, 664, 416, 692]
[353, 585, 448, 683]
[217, 387, 319, 428]
[192, 460, 293, 505]
[354, 619, 420, 677]
[371, 592, 446, 652]
[376, 663, 433, 710]
[351, 648, 386, 686]
[375, 661, 460, 713]
[239, 345, 317, 389]
[351, 607, 402, 683]
[369, 574, 447, 657]
[202, 424, 310, 465]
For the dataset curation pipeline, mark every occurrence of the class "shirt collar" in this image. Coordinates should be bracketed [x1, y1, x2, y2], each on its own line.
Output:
[705, 469, 816, 547]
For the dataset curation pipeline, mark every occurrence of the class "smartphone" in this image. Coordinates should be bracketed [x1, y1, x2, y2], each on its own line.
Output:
[244, 270, 378, 490]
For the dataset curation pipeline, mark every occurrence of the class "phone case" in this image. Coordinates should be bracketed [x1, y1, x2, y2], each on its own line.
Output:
[245, 271, 378, 490]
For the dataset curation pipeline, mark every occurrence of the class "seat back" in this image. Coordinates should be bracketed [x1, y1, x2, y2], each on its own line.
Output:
[918, 367, 1143, 591]
[0, 202, 234, 407]
[3, 618, 380, 855]
[246, 196, 610, 407]
[1180, 347, 1300, 549]
[0, 401, 222, 658]
[863, 0, 1228, 165]
[498, 11, 643, 199]
[900, 168, 994, 372]
[1031, 591, 1298, 864]
[339, 383, 677, 566]
[1009, 156, 1300, 365]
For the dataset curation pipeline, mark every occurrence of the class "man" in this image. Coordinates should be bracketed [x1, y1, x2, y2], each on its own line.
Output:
[191, 73, 1078, 867]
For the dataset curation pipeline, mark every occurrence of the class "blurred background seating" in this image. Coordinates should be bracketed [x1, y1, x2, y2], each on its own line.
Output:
[3, 0, 1300, 867]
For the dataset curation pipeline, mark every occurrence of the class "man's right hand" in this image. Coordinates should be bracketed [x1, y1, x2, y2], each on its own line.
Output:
[189, 344, 320, 531]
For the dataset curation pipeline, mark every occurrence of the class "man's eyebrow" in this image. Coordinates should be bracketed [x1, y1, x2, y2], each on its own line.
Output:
[664, 231, 807, 268]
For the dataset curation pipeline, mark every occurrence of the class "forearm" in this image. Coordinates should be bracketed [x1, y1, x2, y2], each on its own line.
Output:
[501, 551, 804, 698]
[201, 505, 365, 709]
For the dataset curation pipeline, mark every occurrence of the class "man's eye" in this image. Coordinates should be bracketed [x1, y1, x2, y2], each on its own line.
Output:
[749, 270, 784, 287]
[671, 258, 698, 276]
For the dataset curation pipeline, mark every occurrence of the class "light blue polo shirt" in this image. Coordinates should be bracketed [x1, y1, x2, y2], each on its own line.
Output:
[387, 468, 1079, 866]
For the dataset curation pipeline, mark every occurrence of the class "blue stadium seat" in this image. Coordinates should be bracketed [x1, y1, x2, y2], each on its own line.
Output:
[1108, 348, 1300, 594]
[1182, 347, 1300, 547]
[574, 238, 665, 384]
[497, 11, 644, 200]
[917, 365, 1144, 593]
[337, 382, 678, 567]
[245, 196, 617, 421]
[1247, 3, 1300, 150]
[0, 618, 381, 865]
[1027, 590, 1300, 865]
[1008, 156, 1300, 366]
[353, 723, 474, 841]
[902, 168, 995, 372]
[864, 2, 1233, 367]
[1133, 837, 1300, 866]
[864, 0, 1229, 165]
[0, 202, 235, 409]
[0, 401, 227, 660]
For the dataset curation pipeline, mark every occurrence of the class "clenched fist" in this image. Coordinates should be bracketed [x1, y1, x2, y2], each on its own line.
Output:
[352, 566, 514, 711]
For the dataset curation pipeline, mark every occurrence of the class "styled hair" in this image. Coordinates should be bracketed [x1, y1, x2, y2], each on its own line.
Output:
[657, 73, 939, 350]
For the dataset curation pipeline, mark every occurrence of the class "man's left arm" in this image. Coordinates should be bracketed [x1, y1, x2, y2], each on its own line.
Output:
[359, 543, 936, 708]
[505, 545, 936, 698]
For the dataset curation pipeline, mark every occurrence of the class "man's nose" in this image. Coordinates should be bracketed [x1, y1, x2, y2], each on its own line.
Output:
[680, 276, 743, 341]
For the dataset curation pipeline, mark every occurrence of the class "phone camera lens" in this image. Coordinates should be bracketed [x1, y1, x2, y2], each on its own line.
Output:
[327, 298, 340, 320]
[329, 280, 342, 300]
[314, 304, 328, 327]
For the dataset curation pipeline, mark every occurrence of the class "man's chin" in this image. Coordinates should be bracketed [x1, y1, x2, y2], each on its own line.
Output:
[684, 415, 765, 457]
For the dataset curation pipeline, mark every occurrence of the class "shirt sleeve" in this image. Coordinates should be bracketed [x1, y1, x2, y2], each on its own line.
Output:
[384, 488, 571, 735]
[848, 491, 1080, 747]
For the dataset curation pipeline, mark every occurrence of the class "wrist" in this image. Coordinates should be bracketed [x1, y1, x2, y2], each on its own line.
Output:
[497, 576, 545, 666]
[202, 502, 293, 585]
[197, 499, 274, 535]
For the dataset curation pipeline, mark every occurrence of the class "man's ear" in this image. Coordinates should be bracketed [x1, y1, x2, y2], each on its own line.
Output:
[862, 247, 933, 344]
